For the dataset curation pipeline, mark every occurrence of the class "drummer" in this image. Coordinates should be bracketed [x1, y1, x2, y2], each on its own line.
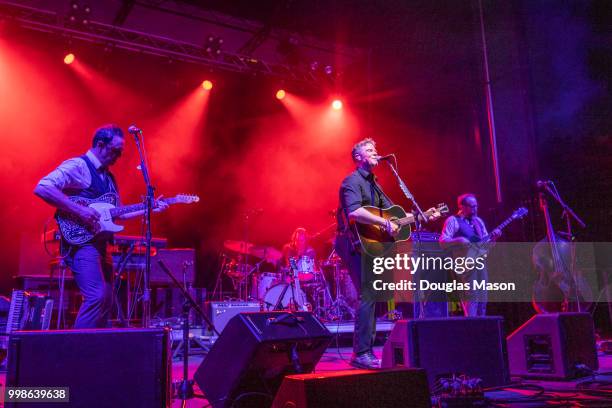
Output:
[281, 227, 316, 270]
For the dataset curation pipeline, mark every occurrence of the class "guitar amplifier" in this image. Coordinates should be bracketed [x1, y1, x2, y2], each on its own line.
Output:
[150, 249, 195, 285]
[206, 301, 262, 335]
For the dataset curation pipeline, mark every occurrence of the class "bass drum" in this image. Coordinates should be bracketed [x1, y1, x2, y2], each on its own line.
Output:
[251, 272, 281, 301]
[263, 283, 307, 310]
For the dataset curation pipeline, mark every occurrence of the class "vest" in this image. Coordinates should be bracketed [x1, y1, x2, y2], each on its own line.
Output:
[63, 155, 118, 199]
[453, 215, 482, 242]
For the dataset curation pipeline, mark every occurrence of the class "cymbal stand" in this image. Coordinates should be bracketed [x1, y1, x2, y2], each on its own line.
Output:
[325, 249, 355, 321]
[239, 209, 261, 300]
[211, 253, 227, 301]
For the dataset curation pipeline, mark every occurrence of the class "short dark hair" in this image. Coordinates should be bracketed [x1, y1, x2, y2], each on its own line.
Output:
[457, 193, 476, 208]
[92, 124, 124, 148]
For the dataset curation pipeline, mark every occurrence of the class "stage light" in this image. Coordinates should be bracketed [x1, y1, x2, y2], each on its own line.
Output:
[205, 35, 223, 57]
[331, 99, 343, 110]
[64, 53, 75, 65]
[276, 89, 286, 100]
[202, 80, 213, 90]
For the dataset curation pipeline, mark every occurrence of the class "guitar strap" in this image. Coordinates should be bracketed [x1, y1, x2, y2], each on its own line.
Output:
[371, 177, 393, 207]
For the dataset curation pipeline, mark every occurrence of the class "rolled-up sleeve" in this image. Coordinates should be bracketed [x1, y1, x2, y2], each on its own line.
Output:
[37, 158, 90, 191]
[439, 216, 459, 242]
[340, 178, 363, 214]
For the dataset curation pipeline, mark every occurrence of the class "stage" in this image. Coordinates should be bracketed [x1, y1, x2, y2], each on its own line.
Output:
[61, 345, 609, 407]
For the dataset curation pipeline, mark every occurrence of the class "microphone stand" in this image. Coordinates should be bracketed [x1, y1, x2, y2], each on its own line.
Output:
[540, 182, 586, 230]
[132, 128, 154, 328]
[539, 181, 587, 312]
[384, 157, 428, 222]
[157, 260, 219, 406]
[383, 157, 429, 317]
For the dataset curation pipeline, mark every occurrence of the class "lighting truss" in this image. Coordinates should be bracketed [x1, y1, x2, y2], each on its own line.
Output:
[0, 1, 321, 86]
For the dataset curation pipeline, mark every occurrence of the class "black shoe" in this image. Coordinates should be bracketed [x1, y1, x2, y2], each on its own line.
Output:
[350, 352, 381, 369]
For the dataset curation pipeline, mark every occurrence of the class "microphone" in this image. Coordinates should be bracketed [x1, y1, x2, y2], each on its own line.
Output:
[375, 154, 394, 161]
[127, 125, 142, 135]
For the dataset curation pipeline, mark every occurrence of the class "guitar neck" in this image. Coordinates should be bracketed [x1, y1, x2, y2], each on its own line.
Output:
[495, 215, 517, 233]
[485, 214, 520, 240]
[109, 197, 177, 218]
[396, 215, 416, 227]
[396, 211, 434, 227]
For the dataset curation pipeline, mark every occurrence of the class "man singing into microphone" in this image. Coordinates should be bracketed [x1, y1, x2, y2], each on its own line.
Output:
[34, 124, 168, 328]
[335, 138, 398, 369]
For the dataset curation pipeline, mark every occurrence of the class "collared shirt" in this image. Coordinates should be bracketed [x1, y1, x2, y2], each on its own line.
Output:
[37, 150, 107, 191]
[440, 213, 488, 242]
[337, 167, 393, 232]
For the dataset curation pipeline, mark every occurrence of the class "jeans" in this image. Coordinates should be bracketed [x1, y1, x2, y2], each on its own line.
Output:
[458, 267, 488, 316]
[65, 242, 113, 328]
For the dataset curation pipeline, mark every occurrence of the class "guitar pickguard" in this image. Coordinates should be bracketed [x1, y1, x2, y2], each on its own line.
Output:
[56, 193, 119, 245]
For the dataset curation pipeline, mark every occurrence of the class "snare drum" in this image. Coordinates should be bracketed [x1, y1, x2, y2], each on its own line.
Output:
[251, 272, 280, 301]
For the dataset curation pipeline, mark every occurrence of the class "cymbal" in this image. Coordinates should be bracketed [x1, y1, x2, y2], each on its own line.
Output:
[223, 240, 256, 255]
[223, 240, 282, 262]
[251, 245, 282, 263]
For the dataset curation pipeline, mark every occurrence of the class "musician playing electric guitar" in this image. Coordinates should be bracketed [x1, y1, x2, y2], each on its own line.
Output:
[439, 193, 501, 317]
[34, 124, 169, 329]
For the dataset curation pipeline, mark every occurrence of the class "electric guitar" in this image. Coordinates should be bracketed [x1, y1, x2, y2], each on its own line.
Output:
[56, 192, 199, 245]
[451, 207, 528, 274]
[352, 203, 449, 257]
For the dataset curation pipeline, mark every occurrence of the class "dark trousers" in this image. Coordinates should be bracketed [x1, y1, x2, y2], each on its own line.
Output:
[65, 242, 113, 328]
[335, 235, 376, 355]
[458, 267, 488, 316]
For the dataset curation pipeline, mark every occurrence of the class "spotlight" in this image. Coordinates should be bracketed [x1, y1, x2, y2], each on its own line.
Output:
[202, 80, 213, 90]
[324, 65, 333, 75]
[331, 99, 343, 110]
[275, 89, 286, 100]
[64, 53, 75, 65]
[205, 35, 223, 57]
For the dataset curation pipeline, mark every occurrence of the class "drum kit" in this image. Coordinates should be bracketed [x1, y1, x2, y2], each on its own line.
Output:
[217, 239, 357, 321]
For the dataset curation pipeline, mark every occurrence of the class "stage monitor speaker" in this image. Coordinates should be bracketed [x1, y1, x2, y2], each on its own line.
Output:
[194, 312, 333, 408]
[507, 312, 598, 379]
[6, 328, 171, 408]
[271, 368, 430, 408]
[382, 317, 509, 388]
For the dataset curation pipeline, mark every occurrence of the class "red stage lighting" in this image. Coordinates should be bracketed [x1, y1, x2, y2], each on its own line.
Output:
[64, 53, 75, 65]
[331, 99, 343, 110]
[202, 80, 213, 90]
[276, 89, 286, 100]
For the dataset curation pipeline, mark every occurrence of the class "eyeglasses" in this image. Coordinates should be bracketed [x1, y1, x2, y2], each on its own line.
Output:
[107, 146, 123, 155]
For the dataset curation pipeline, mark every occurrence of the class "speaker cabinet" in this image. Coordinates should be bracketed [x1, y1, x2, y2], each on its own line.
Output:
[194, 312, 332, 408]
[272, 368, 430, 408]
[382, 317, 509, 387]
[6, 328, 171, 408]
[507, 312, 598, 379]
